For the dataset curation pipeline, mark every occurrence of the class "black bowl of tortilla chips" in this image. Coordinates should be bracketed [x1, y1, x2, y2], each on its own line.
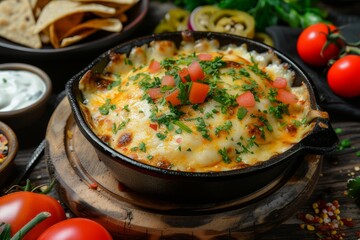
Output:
[0, 0, 148, 91]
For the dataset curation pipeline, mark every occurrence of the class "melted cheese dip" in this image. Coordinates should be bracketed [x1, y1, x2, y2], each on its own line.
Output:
[79, 38, 315, 172]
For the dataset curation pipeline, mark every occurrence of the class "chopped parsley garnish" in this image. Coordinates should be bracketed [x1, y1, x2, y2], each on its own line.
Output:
[123, 105, 130, 112]
[2, 78, 7, 83]
[112, 119, 130, 134]
[258, 116, 273, 132]
[99, 99, 116, 115]
[124, 58, 133, 66]
[156, 132, 167, 140]
[335, 128, 343, 134]
[139, 142, 146, 152]
[292, 117, 307, 127]
[268, 88, 278, 102]
[210, 87, 237, 114]
[195, 117, 211, 140]
[237, 107, 248, 120]
[218, 148, 231, 163]
[338, 139, 351, 150]
[241, 80, 259, 101]
[248, 62, 270, 80]
[269, 103, 289, 119]
[147, 155, 153, 160]
[107, 79, 122, 90]
[199, 56, 226, 79]
[215, 120, 232, 136]
[239, 68, 250, 77]
[173, 120, 192, 133]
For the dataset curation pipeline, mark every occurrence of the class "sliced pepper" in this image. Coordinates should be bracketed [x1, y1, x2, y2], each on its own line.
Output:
[208, 9, 255, 38]
[254, 32, 274, 47]
[154, 8, 190, 33]
[189, 5, 219, 31]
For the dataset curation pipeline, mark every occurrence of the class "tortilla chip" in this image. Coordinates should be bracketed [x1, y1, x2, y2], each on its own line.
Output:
[62, 18, 122, 38]
[33, 0, 116, 33]
[0, 0, 42, 48]
[60, 29, 97, 48]
[31, 0, 51, 18]
[53, 13, 84, 39]
[49, 24, 60, 48]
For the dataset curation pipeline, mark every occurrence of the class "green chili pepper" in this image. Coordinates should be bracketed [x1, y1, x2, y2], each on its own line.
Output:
[208, 9, 255, 38]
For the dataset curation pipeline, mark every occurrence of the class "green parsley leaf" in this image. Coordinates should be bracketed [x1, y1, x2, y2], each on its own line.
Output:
[215, 120, 232, 136]
[139, 142, 146, 152]
[112, 119, 130, 134]
[195, 117, 211, 140]
[218, 148, 231, 163]
[237, 107, 248, 120]
[335, 128, 343, 134]
[173, 120, 192, 133]
[99, 99, 116, 115]
[269, 103, 289, 119]
[347, 176, 360, 198]
[156, 132, 167, 140]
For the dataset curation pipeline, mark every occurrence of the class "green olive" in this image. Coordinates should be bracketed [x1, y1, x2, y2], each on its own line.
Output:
[209, 10, 255, 38]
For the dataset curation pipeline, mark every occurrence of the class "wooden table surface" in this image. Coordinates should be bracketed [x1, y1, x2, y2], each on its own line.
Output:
[2, 1, 360, 239]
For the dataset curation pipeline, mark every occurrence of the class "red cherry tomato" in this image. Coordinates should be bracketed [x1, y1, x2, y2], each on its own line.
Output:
[327, 55, 360, 98]
[0, 192, 66, 240]
[297, 23, 342, 67]
[37, 218, 113, 240]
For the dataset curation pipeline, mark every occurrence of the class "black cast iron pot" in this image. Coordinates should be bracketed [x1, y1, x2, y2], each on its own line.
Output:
[66, 31, 338, 203]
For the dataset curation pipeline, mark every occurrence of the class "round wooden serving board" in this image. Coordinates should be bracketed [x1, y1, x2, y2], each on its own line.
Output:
[46, 98, 322, 240]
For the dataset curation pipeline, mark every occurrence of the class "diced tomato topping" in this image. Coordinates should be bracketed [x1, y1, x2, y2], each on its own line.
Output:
[149, 60, 161, 73]
[176, 138, 182, 143]
[272, 77, 287, 89]
[161, 75, 175, 87]
[165, 89, 181, 106]
[236, 91, 256, 108]
[189, 82, 210, 104]
[198, 53, 212, 61]
[178, 68, 190, 83]
[148, 88, 163, 99]
[276, 89, 298, 104]
[188, 61, 205, 81]
[149, 123, 158, 131]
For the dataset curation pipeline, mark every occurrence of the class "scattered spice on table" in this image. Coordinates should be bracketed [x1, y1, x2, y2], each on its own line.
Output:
[298, 199, 355, 239]
[0, 133, 9, 164]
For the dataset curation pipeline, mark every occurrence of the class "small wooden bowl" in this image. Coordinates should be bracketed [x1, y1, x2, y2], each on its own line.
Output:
[0, 121, 18, 187]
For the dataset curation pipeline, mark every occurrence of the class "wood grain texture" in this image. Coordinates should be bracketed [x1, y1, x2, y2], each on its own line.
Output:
[45, 98, 323, 239]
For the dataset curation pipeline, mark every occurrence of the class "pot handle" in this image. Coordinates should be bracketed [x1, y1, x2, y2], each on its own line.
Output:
[300, 111, 339, 154]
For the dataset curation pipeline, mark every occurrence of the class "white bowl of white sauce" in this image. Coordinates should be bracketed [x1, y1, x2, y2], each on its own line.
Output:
[0, 63, 52, 129]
